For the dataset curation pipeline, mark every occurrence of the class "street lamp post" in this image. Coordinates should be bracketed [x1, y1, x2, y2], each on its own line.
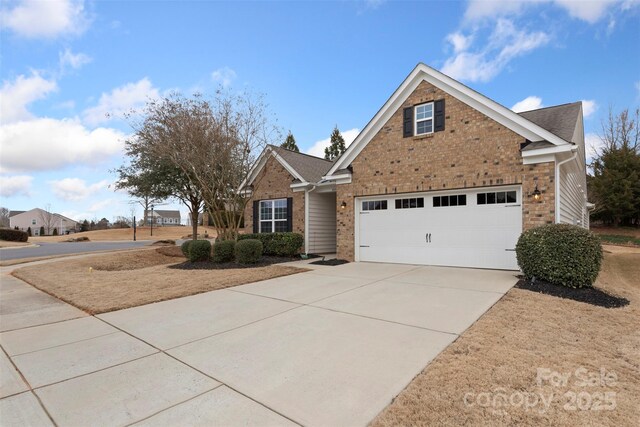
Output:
[150, 204, 154, 237]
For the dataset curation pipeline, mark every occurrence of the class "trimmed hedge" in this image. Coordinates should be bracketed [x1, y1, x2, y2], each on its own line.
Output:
[0, 228, 28, 242]
[235, 239, 263, 264]
[238, 232, 303, 257]
[516, 224, 603, 288]
[213, 240, 236, 263]
[180, 240, 192, 257]
[187, 240, 212, 262]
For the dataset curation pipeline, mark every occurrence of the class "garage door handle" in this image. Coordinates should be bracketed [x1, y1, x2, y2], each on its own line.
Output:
[505, 249, 516, 251]
[360, 245, 370, 248]
[505, 204, 521, 207]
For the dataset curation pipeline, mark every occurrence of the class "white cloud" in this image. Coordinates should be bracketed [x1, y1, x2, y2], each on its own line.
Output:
[441, 19, 550, 82]
[581, 100, 597, 117]
[1, 0, 90, 39]
[211, 67, 237, 88]
[49, 178, 110, 202]
[305, 128, 360, 158]
[464, 0, 621, 24]
[88, 198, 115, 213]
[59, 48, 91, 72]
[0, 118, 125, 173]
[0, 175, 33, 197]
[512, 96, 544, 112]
[585, 132, 604, 158]
[446, 32, 473, 53]
[82, 78, 159, 126]
[0, 72, 57, 123]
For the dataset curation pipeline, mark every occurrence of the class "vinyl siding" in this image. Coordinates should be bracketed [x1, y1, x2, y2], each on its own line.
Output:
[307, 192, 337, 254]
[558, 112, 589, 228]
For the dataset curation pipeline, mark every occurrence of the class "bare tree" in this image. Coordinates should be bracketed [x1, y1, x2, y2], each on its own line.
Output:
[0, 207, 9, 228]
[131, 91, 279, 240]
[38, 204, 56, 235]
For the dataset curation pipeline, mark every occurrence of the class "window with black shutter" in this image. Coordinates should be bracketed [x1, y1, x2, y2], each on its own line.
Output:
[434, 99, 445, 132]
[403, 107, 413, 138]
[257, 198, 291, 233]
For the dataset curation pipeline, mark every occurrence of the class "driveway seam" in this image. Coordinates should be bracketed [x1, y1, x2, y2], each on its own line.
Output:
[94, 316, 304, 426]
[0, 344, 59, 426]
[6, 331, 120, 357]
[381, 278, 511, 295]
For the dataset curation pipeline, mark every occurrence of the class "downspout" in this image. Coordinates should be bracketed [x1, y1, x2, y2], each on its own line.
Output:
[555, 146, 579, 223]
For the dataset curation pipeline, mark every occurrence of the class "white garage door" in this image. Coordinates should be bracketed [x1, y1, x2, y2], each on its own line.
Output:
[357, 187, 522, 270]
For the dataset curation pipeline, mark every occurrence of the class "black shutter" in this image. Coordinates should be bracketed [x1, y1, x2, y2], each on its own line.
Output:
[252, 201, 259, 233]
[403, 107, 413, 138]
[286, 197, 293, 232]
[434, 99, 445, 132]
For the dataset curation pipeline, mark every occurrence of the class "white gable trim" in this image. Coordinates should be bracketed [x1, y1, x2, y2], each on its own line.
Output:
[239, 146, 307, 191]
[326, 63, 571, 177]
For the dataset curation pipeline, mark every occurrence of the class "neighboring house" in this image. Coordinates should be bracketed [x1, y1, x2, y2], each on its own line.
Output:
[9, 208, 79, 235]
[241, 63, 589, 270]
[145, 210, 181, 226]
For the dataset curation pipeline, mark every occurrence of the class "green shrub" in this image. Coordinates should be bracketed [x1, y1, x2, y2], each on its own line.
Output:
[187, 240, 212, 262]
[516, 224, 603, 288]
[238, 232, 303, 256]
[52, 228, 58, 236]
[0, 228, 28, 242]
[27, 227, 32, 236]
[180, 240, 192, 257]
[213, 240, 236, 263]
[39, 226, 45, 236]
[235, 239, 263, 264]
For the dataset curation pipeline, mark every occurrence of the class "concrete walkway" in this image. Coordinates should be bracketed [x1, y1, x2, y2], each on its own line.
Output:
[0, 261, 518, 426]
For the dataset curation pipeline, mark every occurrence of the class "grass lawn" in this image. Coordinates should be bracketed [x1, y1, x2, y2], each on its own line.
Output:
[372, 249, 640, 426]
[12, 247, 306, 314]
[0, 240, 34, 248]
[591, 226, 640, 247]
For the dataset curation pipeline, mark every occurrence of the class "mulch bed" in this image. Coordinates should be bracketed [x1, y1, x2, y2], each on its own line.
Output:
[310, 258, 350, 266]
[515, 278, 630, 309]
[168, 256, 299, 270]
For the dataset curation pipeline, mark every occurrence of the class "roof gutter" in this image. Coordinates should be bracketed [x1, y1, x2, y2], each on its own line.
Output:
[555, 146, 579, 223]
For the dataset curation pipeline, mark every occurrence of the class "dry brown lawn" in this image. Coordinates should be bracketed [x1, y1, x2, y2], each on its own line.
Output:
[0, 240, 34, 248]
[372, 250, 640, 427]
[29, 226, 216, 242]
[12, 248, 306, 314]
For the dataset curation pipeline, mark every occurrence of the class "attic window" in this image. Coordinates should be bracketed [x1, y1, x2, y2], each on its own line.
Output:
[415, 102, 434, 135]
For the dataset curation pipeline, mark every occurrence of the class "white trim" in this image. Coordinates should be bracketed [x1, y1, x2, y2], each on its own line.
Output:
[414, 102, 434, 136]
[321, 173, 352, 184]
[327, 63, 572, 177]
[555, 146, 579, 223]
[239, 146, 307, 191]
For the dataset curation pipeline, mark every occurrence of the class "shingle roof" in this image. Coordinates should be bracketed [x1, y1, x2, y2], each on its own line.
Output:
[153, 210, 181, 219]
[518, 102, 582, 143]
[269, 145, 334, 183]
[9, 210, 25, 218]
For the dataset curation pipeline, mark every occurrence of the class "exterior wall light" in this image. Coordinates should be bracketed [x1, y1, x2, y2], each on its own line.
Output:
[340, 201, 347, 209]
[533, 185, 541, 201]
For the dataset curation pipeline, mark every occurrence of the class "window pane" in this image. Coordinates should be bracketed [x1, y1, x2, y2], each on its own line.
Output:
[260, 201, 272, 220]
[497, 192, 506, 204]
[362, 201, 369, 211]
[441, 196, 449, 207]
[477, 193, 486, 205]
[507, 191, 517, 203]
[416, 119, 433, 135]
[459, 195, 467, 206]
[395, 199, 401, 209]
[402, 199, 409, 209]
[274, 199, 287, 220]
[449, 195, 458, 206]
[260, 222, 272, 233]
[408, 198, 415, 208]
[487, 193, 496, 204]
[417, 198, 424, 208]
[433, 197, 441, 207]
[274, 221, 288, 232]
[373, 201, 380, 210]
[381, 200, 388, 210]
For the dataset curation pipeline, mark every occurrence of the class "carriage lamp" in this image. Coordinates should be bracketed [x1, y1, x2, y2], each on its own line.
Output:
[533, 185, 541, 201]
[341, 201, 347, 209]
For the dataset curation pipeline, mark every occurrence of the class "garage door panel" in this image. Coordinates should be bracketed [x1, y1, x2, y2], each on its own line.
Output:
[357, 188, 521, 270]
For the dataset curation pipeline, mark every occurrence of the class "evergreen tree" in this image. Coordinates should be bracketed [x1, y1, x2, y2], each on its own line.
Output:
[27, 227, 32, 236]
[81, 220, 89, 232]
[281, 131, 299, 152]
[39, 226, 45, 236]
[324, 126, 346, 160]
[52, 228, 58, 236]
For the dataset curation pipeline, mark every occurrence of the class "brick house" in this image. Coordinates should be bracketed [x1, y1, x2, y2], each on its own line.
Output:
[241, 63, 589, 270]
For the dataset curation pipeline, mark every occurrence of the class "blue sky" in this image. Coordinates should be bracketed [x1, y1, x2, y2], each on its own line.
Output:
[1, 0, 639, 223]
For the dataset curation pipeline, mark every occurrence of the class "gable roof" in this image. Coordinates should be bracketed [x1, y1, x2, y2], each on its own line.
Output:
[518, 102, 582, 143]
[326, 62, 573, 177]
[9, 210, 25, 218]
[242, 145, 333, 189]
[153, 210, 181, 219]
[269, 145, 333, 183]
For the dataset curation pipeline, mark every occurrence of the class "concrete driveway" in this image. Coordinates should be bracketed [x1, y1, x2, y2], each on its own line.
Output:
[1, 261, 518, 426]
